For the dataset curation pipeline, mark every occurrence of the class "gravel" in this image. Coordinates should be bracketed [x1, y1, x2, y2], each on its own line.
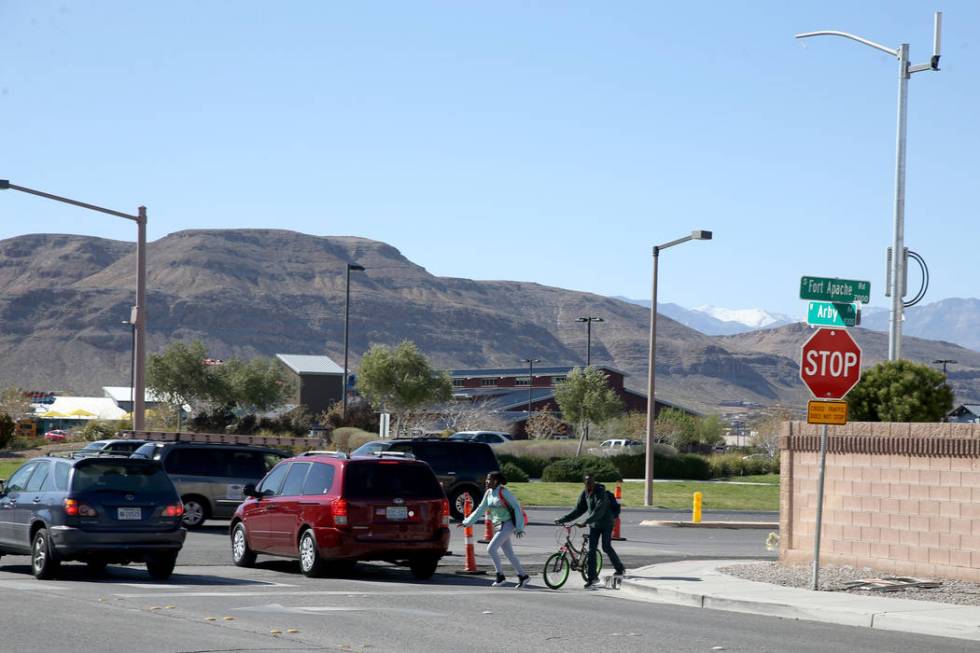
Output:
[718, 561, 980, 606]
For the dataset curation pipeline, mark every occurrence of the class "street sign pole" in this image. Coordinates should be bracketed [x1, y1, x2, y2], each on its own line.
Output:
[811, 423, 828, 591]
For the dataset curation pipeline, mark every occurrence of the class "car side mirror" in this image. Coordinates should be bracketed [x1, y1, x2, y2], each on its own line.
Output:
[243, 483, 258, 498]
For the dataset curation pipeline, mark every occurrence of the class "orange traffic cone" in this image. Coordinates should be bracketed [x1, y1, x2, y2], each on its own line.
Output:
[455, 494, 486, 575]
[612, 481, 626, 541]
[479, 510, 493, 543]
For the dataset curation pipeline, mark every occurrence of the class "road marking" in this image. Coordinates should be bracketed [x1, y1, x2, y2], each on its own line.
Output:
[0, 580, 69, 591]
[235, 603, 447, 617]
[112, 587, 559, 599]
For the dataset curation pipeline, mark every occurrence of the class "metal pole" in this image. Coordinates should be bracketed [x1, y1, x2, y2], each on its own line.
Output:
[527, 359, 534, 416]
[129, 323, 136, 415]
[888, 44, 910, 361]
[343, 265, 352, 421]
[586, 319, 592, 367]
[811, 423, 829, 590]
[133, 207, 147, 432]
[644, 247, 660, 507]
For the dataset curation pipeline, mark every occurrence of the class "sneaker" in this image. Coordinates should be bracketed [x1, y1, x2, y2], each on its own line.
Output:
[516, 574, 530, 588]
[583, 578, 599, 589]
[491, 574, 507, 587]
[613, 570, 625, 578]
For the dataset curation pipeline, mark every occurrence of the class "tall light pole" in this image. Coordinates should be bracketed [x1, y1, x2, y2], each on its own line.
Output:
[1, 180, 148, 430]
[521, 358, 540, 420]
[575, 316, 604, 367]
[645, 230, 712, 507]
[122, 320, 136, 414]
[342, 263, 365, 421]
[796, 12, 943, 361]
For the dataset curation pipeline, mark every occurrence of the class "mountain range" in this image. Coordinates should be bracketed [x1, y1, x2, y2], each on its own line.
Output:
[1, 230, 978, 414]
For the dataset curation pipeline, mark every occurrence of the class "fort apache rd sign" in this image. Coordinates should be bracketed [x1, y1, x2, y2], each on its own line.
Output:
[799, 276, 871, 304]
[800, 327, 862, 400]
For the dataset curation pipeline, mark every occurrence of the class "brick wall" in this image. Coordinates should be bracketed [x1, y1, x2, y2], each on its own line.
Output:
[779, 421, 980, 582]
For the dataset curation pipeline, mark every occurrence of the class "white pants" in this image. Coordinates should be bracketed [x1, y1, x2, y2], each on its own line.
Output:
[487, 520, 525, 577]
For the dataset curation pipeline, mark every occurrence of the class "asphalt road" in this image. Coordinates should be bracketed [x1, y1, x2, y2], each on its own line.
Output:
[0, 562, 972, 653]
[178, 508, 781, 571]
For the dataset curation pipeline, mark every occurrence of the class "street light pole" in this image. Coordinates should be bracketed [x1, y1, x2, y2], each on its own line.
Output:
[575, 316, 604, 367]
[933, 359, 956, 376]
[796, 12, 943, 361]
[0, 180, 148, 430]
[522, 358, 540, 420]
[122, 320, 136, 415]
[644, 230, 712, 507]
[342, 263, 365, 422]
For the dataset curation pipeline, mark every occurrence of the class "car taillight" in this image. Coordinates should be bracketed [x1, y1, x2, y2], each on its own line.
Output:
[441, 499, 450, 527]
[163, 504, 184, 518]
[64, 499, 97, 517]
[332, 498, 348, 526]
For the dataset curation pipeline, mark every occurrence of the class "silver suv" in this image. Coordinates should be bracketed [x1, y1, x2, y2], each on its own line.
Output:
[131, 442, 287, 528]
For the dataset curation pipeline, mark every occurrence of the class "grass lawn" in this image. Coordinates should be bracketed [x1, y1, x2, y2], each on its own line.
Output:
[718, 474, 780, 485]
[0, 460, 25, 481]
[509, 481, 778, 512]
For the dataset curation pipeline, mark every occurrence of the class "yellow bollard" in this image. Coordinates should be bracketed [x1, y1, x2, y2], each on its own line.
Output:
[692, 491, 703, 524]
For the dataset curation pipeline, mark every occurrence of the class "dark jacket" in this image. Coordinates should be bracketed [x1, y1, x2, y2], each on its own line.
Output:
[558, 483, 614, 529]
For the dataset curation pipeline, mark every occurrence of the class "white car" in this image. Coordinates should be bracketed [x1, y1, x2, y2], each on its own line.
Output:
[593, 439, 644, 455]
[448, 431, 513, 446]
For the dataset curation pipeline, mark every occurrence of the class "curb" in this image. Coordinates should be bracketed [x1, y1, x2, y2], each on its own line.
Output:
[616, 569, 980, 643]
[639, 520, 778, 529]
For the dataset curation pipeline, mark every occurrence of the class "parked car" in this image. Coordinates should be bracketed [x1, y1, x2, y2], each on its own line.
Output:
[590, 438, 644, 456]
[44, 430, 68, 442]
[230, 452, 450, 579]
[0, 455, 186, 579]
[351, 438, 499, 520]
[131, 442, 288, 528]
[448, 431, 512, 446]
[74, 439, 148, 458]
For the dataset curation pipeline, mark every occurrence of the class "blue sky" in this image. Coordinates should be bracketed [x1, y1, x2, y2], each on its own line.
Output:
[1, 1, 977, 317]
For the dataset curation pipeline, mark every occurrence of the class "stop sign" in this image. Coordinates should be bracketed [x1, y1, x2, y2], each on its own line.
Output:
[800, 328, 862, 399]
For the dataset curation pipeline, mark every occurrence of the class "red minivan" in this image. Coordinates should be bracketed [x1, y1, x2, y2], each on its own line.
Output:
[229, 453, 450, 579]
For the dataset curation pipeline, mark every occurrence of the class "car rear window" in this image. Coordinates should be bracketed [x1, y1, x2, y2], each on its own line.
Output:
[71, 460, 175, 494]
[343, 462, 443, 500]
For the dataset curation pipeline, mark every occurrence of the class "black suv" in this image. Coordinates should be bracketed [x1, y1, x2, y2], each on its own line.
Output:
[74, 439, 148, 458]
[351, 438, 499, 520]
[131, 442, 288, 528]
[0, 455, 186, 579]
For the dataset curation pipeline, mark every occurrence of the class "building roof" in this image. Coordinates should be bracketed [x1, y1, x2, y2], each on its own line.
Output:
[276, 354, 344, 376]
[34, 396, 127, 421]
[948, 404, 980, 416]
[453, 385, 700, 417]
[102, 386, 166, 403]
[450, 365, 628, 378]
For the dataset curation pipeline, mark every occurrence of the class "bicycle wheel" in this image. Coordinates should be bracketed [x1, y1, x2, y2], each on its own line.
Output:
[542, 552, 571, 589]
[580, 550, 603, 582]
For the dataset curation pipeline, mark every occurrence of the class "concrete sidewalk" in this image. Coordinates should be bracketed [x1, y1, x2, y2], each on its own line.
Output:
[616, 559, 980, 643]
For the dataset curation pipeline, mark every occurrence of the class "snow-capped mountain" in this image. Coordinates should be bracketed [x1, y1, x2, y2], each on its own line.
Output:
[692, 305, 794, 330]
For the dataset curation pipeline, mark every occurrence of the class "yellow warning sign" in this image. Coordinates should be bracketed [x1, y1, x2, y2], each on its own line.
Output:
[807, 400, 848, 425]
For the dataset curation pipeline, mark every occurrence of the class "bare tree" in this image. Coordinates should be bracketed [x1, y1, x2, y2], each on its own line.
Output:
[750, 410, 793, 458]
[524, 411, 567, 440]
[439, 400, 511, 433]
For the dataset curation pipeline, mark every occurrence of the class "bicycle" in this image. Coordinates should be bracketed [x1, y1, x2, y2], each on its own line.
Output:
[542, 524, 602, 589]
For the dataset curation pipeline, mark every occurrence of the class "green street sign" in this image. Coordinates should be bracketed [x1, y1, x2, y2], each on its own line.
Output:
[800, 276, 871, 304]
[807, 301, 859, 327]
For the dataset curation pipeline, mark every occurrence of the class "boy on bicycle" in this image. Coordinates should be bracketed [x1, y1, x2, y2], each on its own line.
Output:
[555, 474, 626, 588]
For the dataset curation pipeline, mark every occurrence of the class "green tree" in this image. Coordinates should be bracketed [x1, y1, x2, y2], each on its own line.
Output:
[146, 341, 217, 418]
[0, 413, 15, 449]
[655, 408, 699, 451]
[696, 414, 725, 448]
[847, 359, 954, 422]
[215, 357, 293, 414]
[553, 367, 624, 456]
[357, 341, 453, 437]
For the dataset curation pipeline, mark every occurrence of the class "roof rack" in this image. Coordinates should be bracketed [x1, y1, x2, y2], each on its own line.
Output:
[364, 450, 416, 460]
[298, 451, 348, 459]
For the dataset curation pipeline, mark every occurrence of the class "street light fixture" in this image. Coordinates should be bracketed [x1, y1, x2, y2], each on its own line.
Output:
[933, 359, 956, 376]
[1, 180, 148, 430]
[342, 263, 366, 421]
[644, 230, 712, 507]
[575, 316, 604, 367]
[796, 12, 943, 362]
[521, 358, 541, 421]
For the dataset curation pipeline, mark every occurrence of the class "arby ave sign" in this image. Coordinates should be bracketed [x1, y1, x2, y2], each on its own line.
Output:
[800, 328, 862, 400]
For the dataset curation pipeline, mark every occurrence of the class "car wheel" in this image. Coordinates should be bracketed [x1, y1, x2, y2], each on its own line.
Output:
[32, 528, 61, 580]
[409, 556, 439, 580]
[231, 522, 257, 568]
[180, 497, 208, 529]
[449, 486, 480, 521]
[298, 530, 326, 578]
[146, 552, 178, 580]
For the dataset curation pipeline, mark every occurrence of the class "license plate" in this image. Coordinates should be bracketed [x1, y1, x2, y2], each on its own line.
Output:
[117, 507, 142, 520]
[385, 506, 408, 521]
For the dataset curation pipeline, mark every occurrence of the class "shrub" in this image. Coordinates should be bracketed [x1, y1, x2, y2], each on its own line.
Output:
[706, 453, 778, 478]
[331, 427, 378, 453]
[496, 453, 552, 479]
[496, 440, 580, 459]
[0, 413, 14, 449]
[542, 456, 622, 483]
[607, 452, 711, 481]
[81, 420, 118, 442]
[501, 462, 529, 483]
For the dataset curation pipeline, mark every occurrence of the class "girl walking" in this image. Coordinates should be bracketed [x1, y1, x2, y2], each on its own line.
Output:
[460, 471, 529, 588]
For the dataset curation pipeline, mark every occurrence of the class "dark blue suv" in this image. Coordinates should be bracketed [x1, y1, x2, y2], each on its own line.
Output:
[0, 455, 186, 580]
